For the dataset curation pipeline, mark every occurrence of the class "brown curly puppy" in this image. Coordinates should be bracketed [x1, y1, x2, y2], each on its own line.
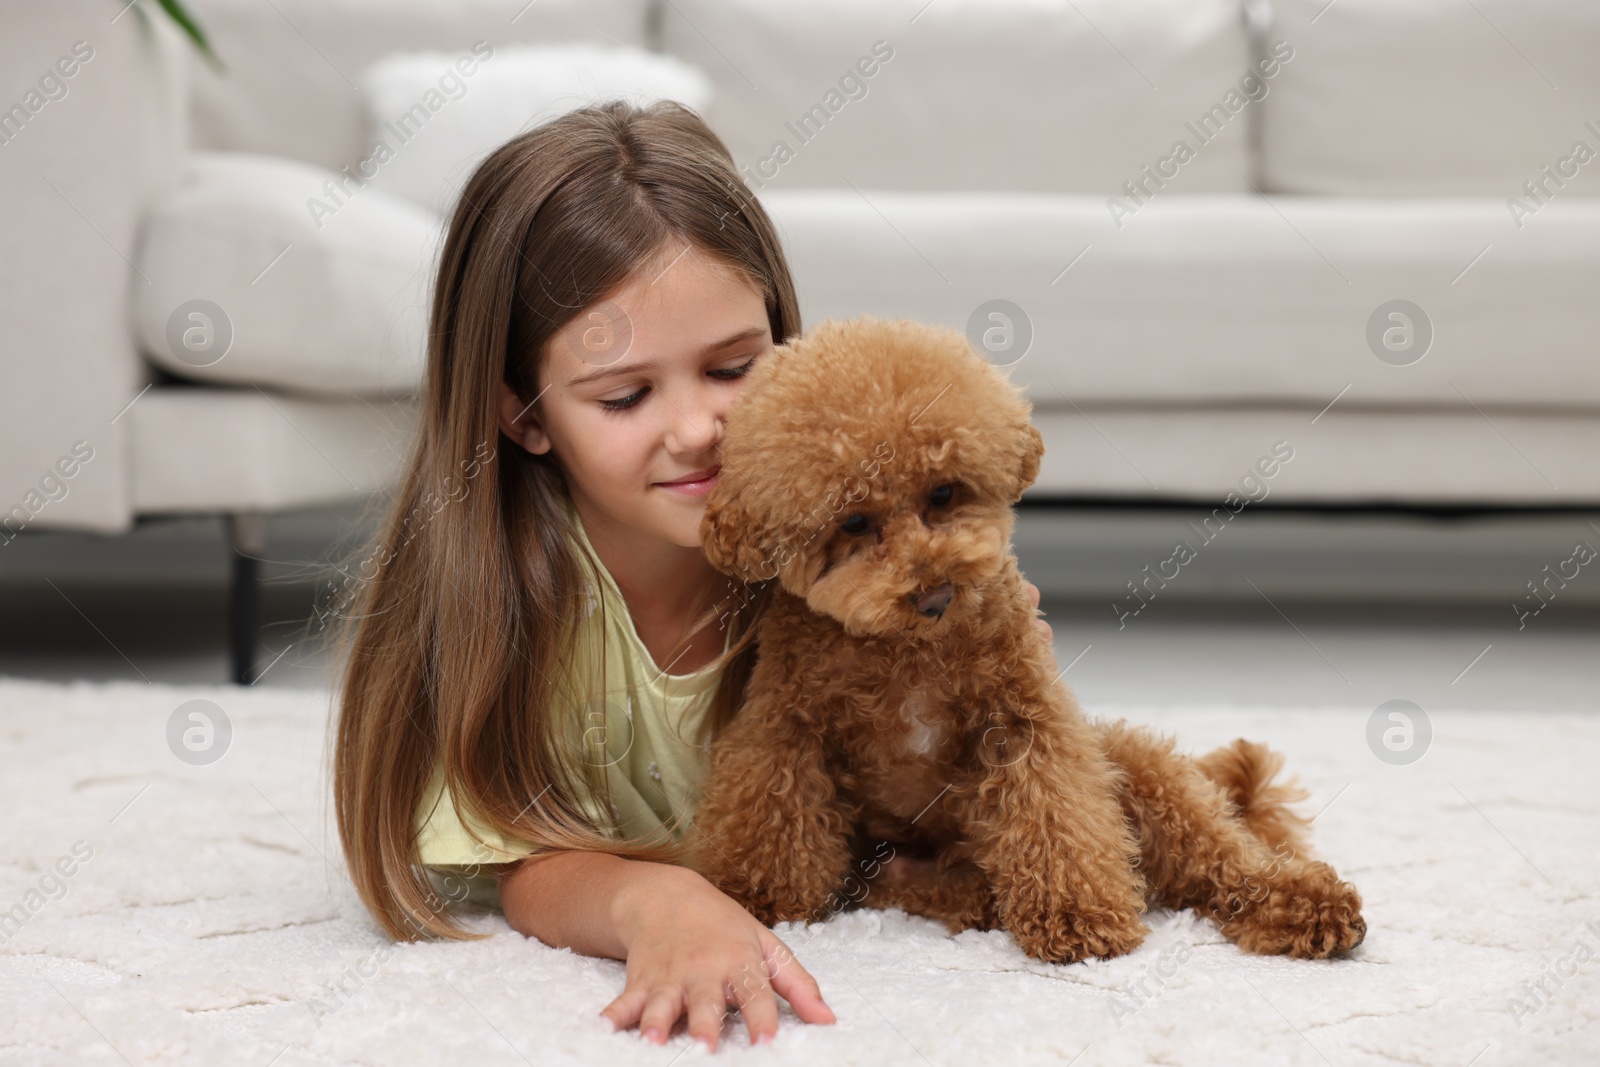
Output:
[689, 316, 1365, 964]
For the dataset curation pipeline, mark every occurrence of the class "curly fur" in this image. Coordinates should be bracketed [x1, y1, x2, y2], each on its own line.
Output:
[688, 316, 1365, 963]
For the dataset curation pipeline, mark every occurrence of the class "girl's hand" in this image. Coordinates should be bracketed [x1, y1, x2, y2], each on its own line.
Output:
[1024, 577, 1051, 642]
[603, 865, 836, 1051]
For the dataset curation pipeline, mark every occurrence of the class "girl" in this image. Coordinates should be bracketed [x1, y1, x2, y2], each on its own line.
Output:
[332, 99, 1051, 1052]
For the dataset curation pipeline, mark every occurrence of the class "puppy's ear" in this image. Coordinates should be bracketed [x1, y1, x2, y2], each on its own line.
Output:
[701, 481, 783, 583]
[1012, 421, 1044, 502]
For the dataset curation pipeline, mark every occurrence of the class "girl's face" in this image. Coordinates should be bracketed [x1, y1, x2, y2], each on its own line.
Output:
[497, 241, 773, 551]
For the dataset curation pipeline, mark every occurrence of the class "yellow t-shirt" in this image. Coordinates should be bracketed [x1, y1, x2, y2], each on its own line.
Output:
[413, 492, 731, 906]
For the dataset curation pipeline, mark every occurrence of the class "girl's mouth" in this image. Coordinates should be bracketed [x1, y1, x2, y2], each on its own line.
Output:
[655, 465, 720, 496]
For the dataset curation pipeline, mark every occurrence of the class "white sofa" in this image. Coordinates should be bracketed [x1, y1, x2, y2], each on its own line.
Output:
[3, 0, 1599, 676]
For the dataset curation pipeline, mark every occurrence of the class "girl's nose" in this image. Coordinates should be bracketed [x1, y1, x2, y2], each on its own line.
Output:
[664, 397, 724, 454]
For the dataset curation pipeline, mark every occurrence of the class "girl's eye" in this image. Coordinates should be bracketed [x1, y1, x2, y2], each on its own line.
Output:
[709, 357, 758, 382]
[598, 389, 646, 413]
[596, 358, 758, 414]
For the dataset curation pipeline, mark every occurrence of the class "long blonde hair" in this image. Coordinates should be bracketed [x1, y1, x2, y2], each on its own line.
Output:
[332, 100, 799, 941]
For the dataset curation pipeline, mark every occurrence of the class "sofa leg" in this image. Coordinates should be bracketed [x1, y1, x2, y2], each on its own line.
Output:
[226, 514, 269, 685]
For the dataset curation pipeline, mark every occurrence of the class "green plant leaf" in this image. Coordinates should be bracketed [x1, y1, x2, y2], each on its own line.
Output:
[145, 0, 227, 73]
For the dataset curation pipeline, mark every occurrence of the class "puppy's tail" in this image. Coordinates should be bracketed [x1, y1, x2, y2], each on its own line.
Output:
[1195, 739, 1312, 858]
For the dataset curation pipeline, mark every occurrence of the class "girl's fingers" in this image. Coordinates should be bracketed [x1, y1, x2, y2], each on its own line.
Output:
[600, 985, 648, 1032]
[686, 979, 729, 1051]
[763, 935, 836, 1025]
[1024, 579, 1049, 639]
[637, 984, 685, 1044]
[731, 975, 780, 1046]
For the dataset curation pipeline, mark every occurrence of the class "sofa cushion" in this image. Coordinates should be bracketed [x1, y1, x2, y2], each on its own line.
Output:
[759, 189, 1600, 407]
[184, 0, 655, 171]
[662, 0, 1254, 193]
[1261, 0, 1600, 196]
[1027, 405, 1597, 504]
[134, 152, 440, 397]
[357, 43, 714, 217]
[127, 387, 417, 512]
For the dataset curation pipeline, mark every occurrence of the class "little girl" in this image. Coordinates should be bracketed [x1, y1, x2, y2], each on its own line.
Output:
[332, 99, 1049, 1052]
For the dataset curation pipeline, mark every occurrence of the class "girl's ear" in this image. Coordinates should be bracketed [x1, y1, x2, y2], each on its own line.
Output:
[496, 380, 552, 455]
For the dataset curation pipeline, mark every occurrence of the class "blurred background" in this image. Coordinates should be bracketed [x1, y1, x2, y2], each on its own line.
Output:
[3, 0, 1597, 711]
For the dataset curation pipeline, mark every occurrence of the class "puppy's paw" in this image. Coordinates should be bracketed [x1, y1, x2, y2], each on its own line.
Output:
[1221, 861, 1366, 959]
[1009, 904, 1149, 964]
[866, 862, 1001, 934]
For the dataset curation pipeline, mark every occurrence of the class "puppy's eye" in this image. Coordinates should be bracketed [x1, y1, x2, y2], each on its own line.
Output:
[840, 514, 872, 536]
[929, 483, 955, 508]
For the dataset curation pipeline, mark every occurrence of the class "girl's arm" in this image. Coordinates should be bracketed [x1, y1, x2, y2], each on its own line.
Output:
[498, 851, 836, 1051]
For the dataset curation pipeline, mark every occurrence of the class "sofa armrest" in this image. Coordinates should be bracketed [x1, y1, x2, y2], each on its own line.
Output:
[0, 0, 189, 536]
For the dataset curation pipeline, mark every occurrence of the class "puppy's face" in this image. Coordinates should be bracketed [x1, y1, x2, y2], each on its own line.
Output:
[703, 317, 1043, 640]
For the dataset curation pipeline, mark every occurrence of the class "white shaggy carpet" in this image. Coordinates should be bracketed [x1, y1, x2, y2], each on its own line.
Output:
[2, 676, 1597, 1066]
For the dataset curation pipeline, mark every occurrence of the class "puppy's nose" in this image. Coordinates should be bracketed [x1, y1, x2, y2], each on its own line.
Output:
[912, 582, 954, 618]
